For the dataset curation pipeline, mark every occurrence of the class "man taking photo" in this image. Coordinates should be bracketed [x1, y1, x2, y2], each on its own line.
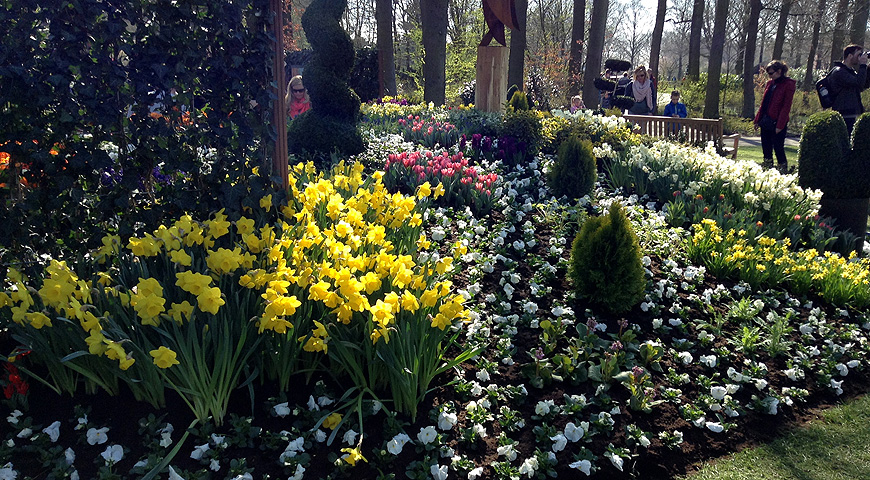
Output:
[828, 44, 869, 133]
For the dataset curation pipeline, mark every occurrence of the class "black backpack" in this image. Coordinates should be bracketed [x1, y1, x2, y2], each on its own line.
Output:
[816, 68, 838, 109]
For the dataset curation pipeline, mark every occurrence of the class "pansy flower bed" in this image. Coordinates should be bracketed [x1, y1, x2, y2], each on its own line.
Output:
[1, 107, 869, 480]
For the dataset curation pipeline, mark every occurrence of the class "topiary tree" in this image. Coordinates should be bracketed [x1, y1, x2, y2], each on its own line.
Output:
[287, 0, 365, 158]
[797, 110, 851, 196]
[569, 203, 646, 314]
[548, 136, 596, 200]
[798, 110, 870, 251]
[507, 90, 531, 111]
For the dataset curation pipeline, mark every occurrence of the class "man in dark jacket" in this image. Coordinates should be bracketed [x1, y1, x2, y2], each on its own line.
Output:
[828, 44, 869, 133]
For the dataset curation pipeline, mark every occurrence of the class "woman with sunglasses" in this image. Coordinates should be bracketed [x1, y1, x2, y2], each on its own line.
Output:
[626, 66, 656, 115]
[286, 75, 311, 119]
[753, 60, 795, 173]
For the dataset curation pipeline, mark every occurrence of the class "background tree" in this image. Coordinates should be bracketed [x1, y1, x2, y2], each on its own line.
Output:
[508, 0, 529, 92]
[851, 0, 870, 45]
[703, 0, 728, 117]
[829, 0, 849, 67]
[741, 0, 761, 118]
[567, 0, 585, 96]
[376, 0, 397, 96]
[687, 0, 704, 80]
[802, 0, 826, 90]
[610, 0, 650, 66]
[421, 0, 448, 103]
[649, 0, 667, 82]
[582, 0, 609, 108]
[772, 0, 791, 61]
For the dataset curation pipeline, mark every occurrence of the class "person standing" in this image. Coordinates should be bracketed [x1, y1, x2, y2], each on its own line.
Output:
[828, 44, 869, 134]
[286, 75, 311, 120]
[753, 60, 796, 173]
[627, 66, 656, 115]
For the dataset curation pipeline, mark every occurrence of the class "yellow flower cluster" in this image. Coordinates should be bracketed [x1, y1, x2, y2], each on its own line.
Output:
[689, 219, 870, 307]
[260, 161, 469, 348]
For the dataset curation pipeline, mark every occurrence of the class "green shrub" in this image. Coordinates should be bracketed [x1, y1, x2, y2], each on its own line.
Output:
[847, 113, 870, 197]
[507, 90, 531, 111]
[798, 111, 859, 198]
[288, 0, 365, 158]
[548, 136, 596, 199]
[500, 109, 542, 157]
[569, 203, 646, 315]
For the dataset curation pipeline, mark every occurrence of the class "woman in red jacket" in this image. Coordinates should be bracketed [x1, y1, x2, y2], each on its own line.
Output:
[753, 60, 796, 173]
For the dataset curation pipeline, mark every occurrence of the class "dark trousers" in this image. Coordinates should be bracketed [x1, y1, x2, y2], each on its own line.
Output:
[761, 125, 787, 165]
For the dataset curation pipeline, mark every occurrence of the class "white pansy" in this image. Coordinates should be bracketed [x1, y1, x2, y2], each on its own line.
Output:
[438, 411, 458, 430]
[569, 459, 592, 475]
[64, 447, 75, 465]
[307, 395, 320, 411]
[42, 421, 61, 443]
[564, 422, 584, 442]
[519, 457, 539, 477]
[605, 452, 624, 471]
[677, 351, 693, 365]
[550, 434, 567, 452]
[273, 402, 291, 417]
[534, 400, 552, 415]
[190, 443, 210, 460]
[209, 459, 220, 472]
[101, 445, 124, 464]
[418, 426, 438, 445]
[476, 370, 490, 382]
[468, 466, 485, 479]
[387, 433, 411, 455]
[343, 429, 358, 445]
[168, 466, 186, 480]
[710, 386, 727, 400]
[6, 411, 22, 425]
[86, 427, 109, 445]
[288, 464, 305, 480]
[836, 363, 849, 376]
[430, 463, 449, 480]
[160, 431, 173, 448]
[471, 424, 487, 438]
[699, 355, 717, 368]
[0, 463, 16, 480]
[497, 444, 517, 461]
[314, 429, 327, 442]
[831, 378, 844, 395]
[705, 422, 724, 433]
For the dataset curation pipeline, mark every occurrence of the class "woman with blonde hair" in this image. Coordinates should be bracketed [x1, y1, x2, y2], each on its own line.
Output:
[626, 66, 656, 114]
[286, 75, 311, 119]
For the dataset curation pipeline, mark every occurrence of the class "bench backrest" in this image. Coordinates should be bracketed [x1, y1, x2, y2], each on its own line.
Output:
[624, 114, 724, 143]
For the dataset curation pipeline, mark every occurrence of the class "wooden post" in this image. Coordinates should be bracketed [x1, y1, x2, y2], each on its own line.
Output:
[475, 45, 509, 113]
[271, 0, 288, 189]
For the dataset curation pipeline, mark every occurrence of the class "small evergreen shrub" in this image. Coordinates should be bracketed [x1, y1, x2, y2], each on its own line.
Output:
[500, 109, 542, 163]
[507, 90, 531, 111]
[569, 203, 646, 314]
[458, 81, 476, 106]
[798, 111, 852, 197]
[548, 136, 596, 199]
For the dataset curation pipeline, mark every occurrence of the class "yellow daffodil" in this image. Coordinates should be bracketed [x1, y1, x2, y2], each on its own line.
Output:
[340, 447, 367, 466]
[150, 346, 180, 369]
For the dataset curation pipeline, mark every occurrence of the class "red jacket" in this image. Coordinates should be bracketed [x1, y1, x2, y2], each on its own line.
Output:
[754, 77, 796, 130]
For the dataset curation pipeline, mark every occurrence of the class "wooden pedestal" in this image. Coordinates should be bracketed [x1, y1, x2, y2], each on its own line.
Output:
[475, 46, 510, 113]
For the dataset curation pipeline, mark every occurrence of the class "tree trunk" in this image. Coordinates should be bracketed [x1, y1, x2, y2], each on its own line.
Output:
[703, 0, 729, 118]
[376, 0, 396, 97]
[802, 0, 826, 91]
[508, 0, 528, 93]
[851, 0, 870, 45]
[567, 0, 586, 96]
[421, 0, 448, 104]
[687, 0, 704, 80]
[649, 0, 667, 82]
[582, 0, 609, 108]
[772, 0, 791, 61]
[830, 0, 850, 67]
[741, 0, 761, 118]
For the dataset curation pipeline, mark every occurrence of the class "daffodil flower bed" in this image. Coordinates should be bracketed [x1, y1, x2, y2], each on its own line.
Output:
[0, 161, 478, 429]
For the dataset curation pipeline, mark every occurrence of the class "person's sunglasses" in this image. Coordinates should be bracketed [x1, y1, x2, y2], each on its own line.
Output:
[292, 88, 305, 93]
[767, 69, 777, 75]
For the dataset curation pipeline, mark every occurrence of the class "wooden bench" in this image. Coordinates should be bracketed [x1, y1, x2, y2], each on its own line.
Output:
[624, 114, 741, 159]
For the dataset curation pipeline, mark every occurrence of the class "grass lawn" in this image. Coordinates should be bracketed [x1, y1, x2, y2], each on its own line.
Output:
[736, 144, 799, 168]
[684, 394, 870, 480]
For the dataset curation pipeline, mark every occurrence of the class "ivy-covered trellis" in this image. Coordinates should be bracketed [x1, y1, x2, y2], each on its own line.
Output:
[0, 0, 285, 269]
